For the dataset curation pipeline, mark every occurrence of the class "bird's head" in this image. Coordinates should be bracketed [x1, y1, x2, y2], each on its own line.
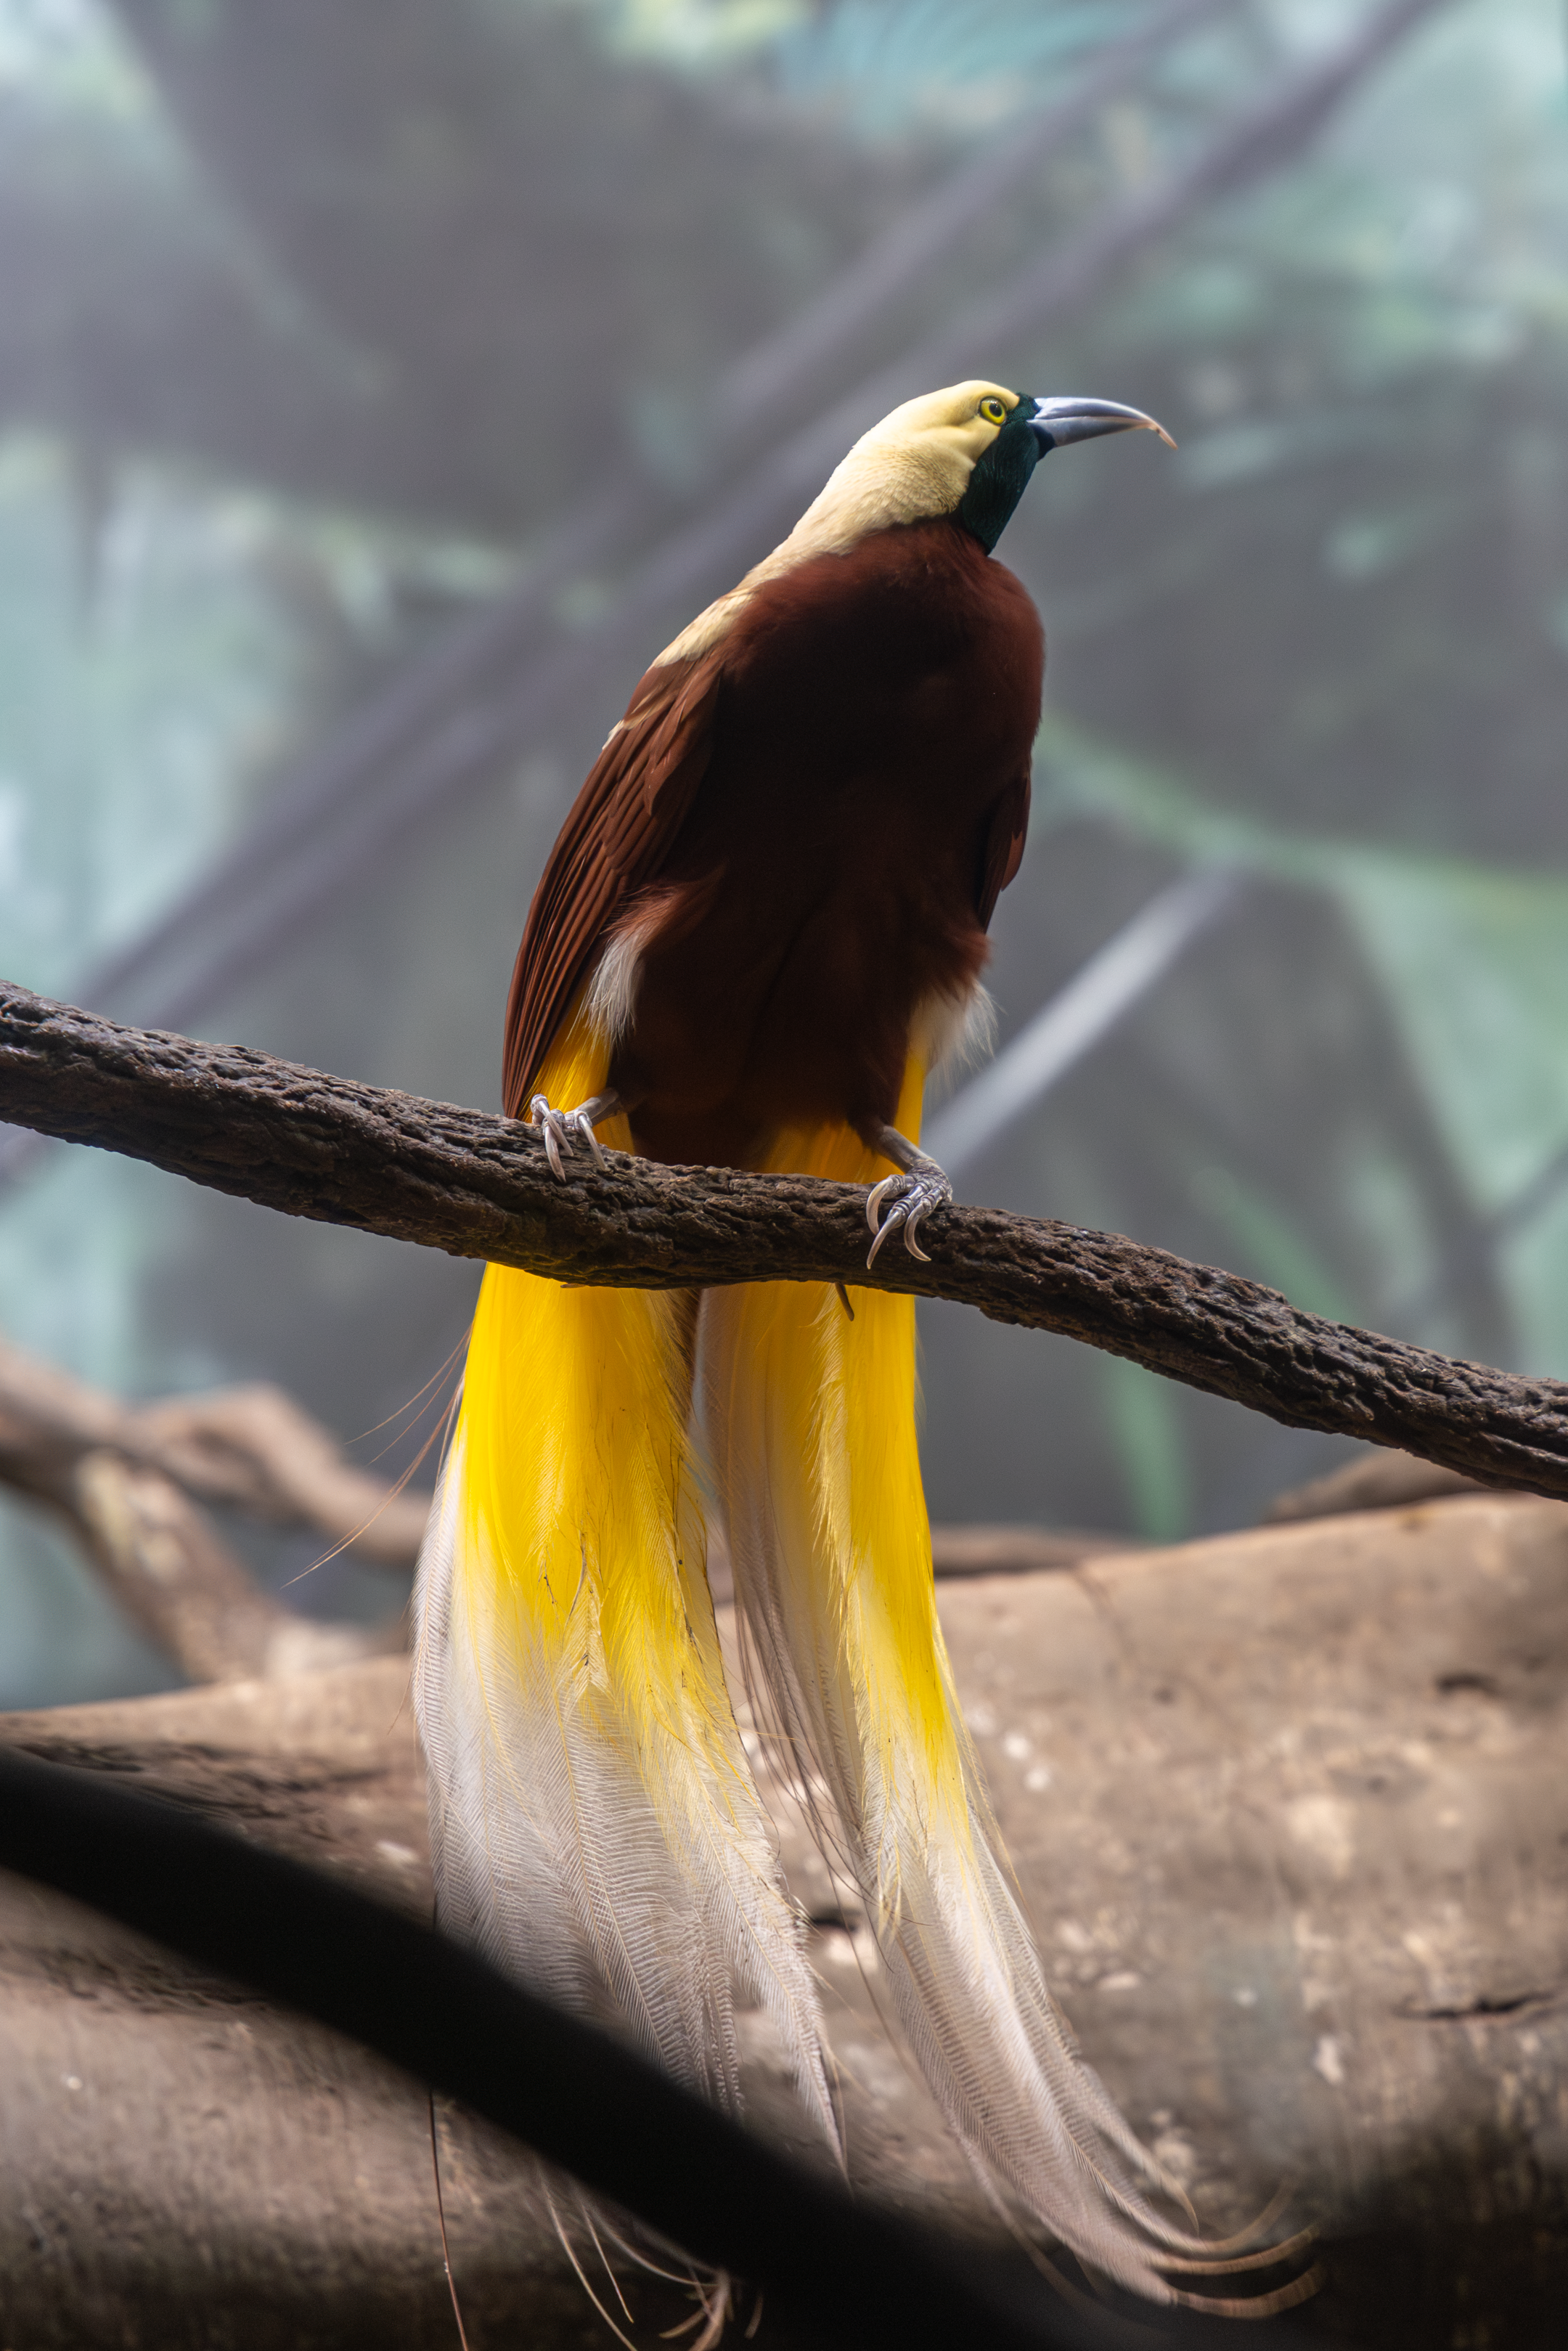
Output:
[660, 380, 1174, 664]
[796, 380, 1175, 559]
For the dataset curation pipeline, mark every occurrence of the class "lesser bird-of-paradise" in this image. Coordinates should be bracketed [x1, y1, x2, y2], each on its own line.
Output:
[413, 382, 1293, 2308]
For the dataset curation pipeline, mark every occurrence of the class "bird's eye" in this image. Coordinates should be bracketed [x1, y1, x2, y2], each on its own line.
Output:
[979, 396, 1008, 426]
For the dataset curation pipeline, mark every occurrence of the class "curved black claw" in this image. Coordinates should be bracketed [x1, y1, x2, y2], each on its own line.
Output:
[865, 1160, 953, 1268]
[529, 1094, 609, 1182]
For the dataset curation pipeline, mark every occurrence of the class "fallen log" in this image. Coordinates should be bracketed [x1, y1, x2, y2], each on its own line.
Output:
[4, 1493, 1567, 2344]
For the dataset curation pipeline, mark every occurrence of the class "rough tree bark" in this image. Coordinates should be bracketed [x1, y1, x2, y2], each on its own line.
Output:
[5, 979, 1568, 1499]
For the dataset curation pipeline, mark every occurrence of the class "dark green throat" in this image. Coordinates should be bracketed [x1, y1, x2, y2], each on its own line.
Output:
[956, 399, 1042, 554]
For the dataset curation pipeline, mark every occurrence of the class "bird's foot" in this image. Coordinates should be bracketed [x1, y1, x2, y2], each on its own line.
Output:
[528, 1091, 617, 1181]
[865, 1151, 953, 1268]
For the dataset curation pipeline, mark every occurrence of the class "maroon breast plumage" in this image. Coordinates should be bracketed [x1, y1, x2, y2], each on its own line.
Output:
[503, 516, 1043, 1169]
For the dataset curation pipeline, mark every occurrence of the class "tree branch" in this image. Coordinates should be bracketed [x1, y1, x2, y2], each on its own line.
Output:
[0, 1324, 412, 1679]
[0, 1331, 432, 1565]
[65, 1451, 393, 1683]
[4, 981, 1568, 1502]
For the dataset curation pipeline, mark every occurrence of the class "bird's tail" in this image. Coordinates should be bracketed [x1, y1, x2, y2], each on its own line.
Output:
[701, 1061, 1209, 2301]
[414, 1010, 834, 2141]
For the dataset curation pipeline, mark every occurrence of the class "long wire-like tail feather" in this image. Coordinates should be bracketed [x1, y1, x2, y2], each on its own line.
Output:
[701, 1061, 1219, 2301]
[414, 1012, 834, 2143]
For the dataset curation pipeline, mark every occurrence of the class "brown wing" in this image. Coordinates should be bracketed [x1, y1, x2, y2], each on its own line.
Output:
[975, 770, 1032, 934]
[502, 648, 724, 1115]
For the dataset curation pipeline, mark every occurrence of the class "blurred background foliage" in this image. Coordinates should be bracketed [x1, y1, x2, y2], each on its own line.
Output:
[0, 0, 1564, 1701]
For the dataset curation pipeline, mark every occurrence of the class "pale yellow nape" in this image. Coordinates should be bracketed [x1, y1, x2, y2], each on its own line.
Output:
[658, 379, 1018, 666]
[808, 378, 1021, 539]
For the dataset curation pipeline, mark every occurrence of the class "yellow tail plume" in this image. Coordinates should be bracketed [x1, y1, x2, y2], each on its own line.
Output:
[702, 1062, 1212, 2300]
[414, 1011, 833, 2132]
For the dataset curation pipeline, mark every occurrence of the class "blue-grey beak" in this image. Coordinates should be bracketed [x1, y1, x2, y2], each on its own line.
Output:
[1027, 396, 1175, 452]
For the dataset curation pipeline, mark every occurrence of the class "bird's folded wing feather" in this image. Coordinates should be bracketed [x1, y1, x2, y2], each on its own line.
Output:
[502, 648, 725, 1116]
[976, 769, 1031, 934]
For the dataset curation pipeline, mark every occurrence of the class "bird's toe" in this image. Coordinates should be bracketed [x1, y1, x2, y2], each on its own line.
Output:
[571, 1110, 608, 1170]
[864, 1162, 952, 1269]
[529, 1094, 573, 1182]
